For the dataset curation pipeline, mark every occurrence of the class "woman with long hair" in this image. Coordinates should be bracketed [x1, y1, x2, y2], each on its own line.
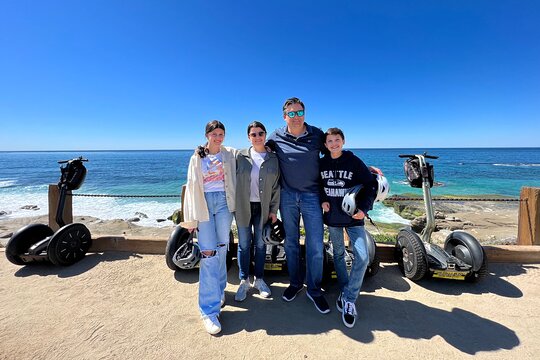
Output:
[180, 120, 237, 335]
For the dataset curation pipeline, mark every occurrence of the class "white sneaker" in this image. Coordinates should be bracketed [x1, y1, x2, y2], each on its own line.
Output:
[235, 279, 251, 302]
[202, 315, 221, 335]
[253, 278, 271, 298]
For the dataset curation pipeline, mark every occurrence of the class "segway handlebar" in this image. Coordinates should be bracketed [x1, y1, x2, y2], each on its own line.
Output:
[398, 154, 439, 159]
[58, 157, 89, 164]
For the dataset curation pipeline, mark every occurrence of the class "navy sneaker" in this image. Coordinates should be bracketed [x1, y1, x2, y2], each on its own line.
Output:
[342, 301, 357, 328]
[306, 292, 330, 314]
[282, 285, 303, 302]
[336, 292, 344, 312]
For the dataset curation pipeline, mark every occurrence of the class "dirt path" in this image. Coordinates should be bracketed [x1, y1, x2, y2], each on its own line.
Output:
[1, 251, 539, 359]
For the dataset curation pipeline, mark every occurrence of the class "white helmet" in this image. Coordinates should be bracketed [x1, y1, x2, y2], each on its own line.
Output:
[374, 174, 390, 202]
[341, 184, 364, 217]
[262, 219, 285, 246]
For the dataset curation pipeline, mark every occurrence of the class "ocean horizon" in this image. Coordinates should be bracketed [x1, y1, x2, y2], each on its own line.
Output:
[1, 148, 539, 227]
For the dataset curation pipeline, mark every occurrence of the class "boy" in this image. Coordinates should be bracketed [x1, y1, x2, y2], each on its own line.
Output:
[319, 127, 377, 328]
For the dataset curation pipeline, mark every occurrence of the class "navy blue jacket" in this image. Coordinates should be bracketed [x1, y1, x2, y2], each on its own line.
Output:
[267, 123, 325, 193]
[319, 150, 377, 227]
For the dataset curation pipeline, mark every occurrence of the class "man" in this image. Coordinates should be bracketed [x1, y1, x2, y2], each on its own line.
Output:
[266, 97, 329, 314]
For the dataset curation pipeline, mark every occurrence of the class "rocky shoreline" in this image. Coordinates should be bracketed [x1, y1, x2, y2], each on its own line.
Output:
[0, 198, 519, 247]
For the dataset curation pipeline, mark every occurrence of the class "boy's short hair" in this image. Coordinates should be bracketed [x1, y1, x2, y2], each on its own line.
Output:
[325, 127, 345, 141]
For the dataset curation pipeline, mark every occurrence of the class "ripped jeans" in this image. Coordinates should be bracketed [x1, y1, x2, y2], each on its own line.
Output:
[197, 191, 233, 317]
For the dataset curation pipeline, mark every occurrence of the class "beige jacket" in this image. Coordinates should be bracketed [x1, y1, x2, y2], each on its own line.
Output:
[180, 145, 237, 229]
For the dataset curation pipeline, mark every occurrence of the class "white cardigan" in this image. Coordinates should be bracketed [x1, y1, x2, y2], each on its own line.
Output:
[180, 145, 237, 229]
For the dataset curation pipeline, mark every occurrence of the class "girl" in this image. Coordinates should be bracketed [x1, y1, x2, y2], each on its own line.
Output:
[234, 121, 280, 301]
[181, 120, 237, 335]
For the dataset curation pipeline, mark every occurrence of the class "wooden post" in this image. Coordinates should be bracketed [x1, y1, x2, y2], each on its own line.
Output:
[517, 187, 540, 245]
[48, 184, 73, 231]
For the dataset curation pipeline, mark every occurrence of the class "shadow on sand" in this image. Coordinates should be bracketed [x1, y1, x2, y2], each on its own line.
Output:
[404, 263, 531, 298]
[218, 265, 520, 355]
[13, 252, 140, 278]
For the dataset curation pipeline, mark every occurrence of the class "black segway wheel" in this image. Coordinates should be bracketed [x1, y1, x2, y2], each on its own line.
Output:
[444, 231, 488, 282]
[395, 229, 427, 281]
[364, 231, 380, 277]
[165, 226, 191, 271]
[465, 248, 488, 283]
[5, 224, 54, 265]
[47, 223, 92, 266]
[322, 243, 333, 285]
[365, 253, 380, 277]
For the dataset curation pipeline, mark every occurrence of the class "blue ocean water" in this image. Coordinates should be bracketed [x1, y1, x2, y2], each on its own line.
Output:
[1, 148, 539, 226]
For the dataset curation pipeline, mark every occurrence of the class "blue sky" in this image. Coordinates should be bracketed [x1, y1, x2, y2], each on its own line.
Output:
[1, 0, 539, 150]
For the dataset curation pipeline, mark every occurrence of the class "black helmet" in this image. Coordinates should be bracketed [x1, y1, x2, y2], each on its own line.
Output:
[262, 219, 285, 246]
[341, 184, 365, 217]
[58, 157, 88, 190]
[172, 233, 201, 269]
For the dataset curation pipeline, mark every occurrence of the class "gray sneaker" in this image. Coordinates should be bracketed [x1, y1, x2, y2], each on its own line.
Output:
[235, 279, 251, 302]
[253, 278, 271, 298]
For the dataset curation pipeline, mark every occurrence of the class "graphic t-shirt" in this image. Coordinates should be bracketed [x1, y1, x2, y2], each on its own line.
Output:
[202, 152, 225, 192]
[249, 148, 267, 202]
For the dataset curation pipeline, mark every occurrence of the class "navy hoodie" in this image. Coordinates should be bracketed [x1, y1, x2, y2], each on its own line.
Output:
[319, 150, 377, 227]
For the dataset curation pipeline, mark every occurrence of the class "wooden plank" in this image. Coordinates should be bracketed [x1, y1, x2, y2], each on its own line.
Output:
[89, 237, 540, 264]
[483, 245, 540, 264]
[90, 236, 167, 254]
[518, 187, 540, 245]
[48, 184, 72, 231]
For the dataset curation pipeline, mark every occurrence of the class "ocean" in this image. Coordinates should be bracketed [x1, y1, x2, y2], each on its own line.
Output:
[1, 148, 539, 227]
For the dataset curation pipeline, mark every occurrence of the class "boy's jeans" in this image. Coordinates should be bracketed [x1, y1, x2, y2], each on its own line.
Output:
[328, 225, 369, 303]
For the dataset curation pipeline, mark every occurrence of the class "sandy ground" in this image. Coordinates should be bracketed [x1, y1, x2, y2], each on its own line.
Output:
[1, 250, 539, 360]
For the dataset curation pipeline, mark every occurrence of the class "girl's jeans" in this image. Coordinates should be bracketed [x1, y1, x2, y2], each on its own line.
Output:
[197, 191, 232, 317]
[237, 202, 266, 280]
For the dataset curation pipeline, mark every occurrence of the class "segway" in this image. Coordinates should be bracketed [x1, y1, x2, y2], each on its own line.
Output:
[165, 226, 235, 272]
[323, 230, 380, 283]
[394, 153, 488, 282]
[5, 157, 92, 266]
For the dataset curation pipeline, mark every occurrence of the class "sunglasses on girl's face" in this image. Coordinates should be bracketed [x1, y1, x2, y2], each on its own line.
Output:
[249, 131, 266, 138]
[285, 110, 304, 118]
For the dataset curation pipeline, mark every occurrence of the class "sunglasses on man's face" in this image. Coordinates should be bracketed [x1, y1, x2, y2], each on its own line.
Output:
[249, 131, 266, 138]
[285, 110, 305, 118]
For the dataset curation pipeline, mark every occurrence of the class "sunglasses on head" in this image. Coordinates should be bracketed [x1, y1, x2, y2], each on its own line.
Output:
[249, 131, 266, 138]
[285, 110, 305, 118]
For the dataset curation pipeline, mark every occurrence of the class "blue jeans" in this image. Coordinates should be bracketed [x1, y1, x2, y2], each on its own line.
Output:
[237, 202, 266, 280]
[197, 191, 232, 317]
[328, 225, 369, 303]
[280, 189, 324, 297]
